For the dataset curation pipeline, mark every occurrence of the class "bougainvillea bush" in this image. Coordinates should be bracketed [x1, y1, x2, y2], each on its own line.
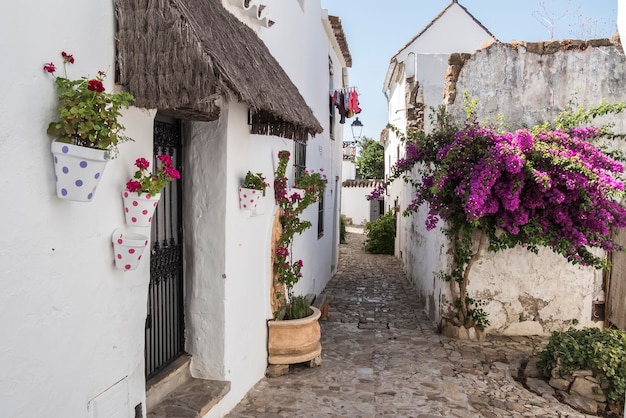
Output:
[372, 99, 626, 329]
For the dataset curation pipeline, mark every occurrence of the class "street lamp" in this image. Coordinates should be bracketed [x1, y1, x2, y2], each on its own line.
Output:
[350, 117, 363, 142]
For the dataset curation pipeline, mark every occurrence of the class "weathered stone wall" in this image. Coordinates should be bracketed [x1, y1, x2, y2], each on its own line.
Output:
[431, 40, 626, 335]
[445, 39, 626, 131]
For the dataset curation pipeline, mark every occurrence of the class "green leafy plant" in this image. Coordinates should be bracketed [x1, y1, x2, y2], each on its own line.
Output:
[355, 137, 384, 179]
[340, 216, 347, 244]
[364, 210, 395, 254]
[537, 327, 626, 407]
[44, 50, 134, 157]
[462, 296, 490, 331]
[273, 150, 327, 319]
[294, 168, 327, 199]
[286, 295, 312, 320]
[243, 171, 268, 195]
[125, 155, 180, 196]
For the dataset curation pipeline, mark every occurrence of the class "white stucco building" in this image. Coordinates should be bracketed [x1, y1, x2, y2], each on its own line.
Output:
[382, 0, 496, 262]
[0, 0, 352, 417]
[381, 0, 495, 328]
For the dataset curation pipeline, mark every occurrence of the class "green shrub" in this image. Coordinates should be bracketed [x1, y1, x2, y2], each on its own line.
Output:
[537, 327, 626, 406]
[340, 216, 347, 244]
[286, 295, 312, 320]
[364, 210, 395, 254]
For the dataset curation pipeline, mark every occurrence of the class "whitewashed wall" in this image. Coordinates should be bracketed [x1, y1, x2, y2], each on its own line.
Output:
[0, 1, 155, 417]
[0, 0, 349, 416]
[258, 0, 346, 290]
[414, 41, 626, 335]
[342, 159, 357, 180]
[341, 185, 372, 225]
[383, 3, 493, 267]
[383, 5, 493, 324]
[203, 2, 348, 416]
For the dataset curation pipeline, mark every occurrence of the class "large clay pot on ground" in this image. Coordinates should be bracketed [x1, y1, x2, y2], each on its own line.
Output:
[267, 306, 322, 365]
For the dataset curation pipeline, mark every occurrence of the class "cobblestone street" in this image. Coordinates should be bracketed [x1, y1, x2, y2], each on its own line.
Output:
[227, 228, 594, 418]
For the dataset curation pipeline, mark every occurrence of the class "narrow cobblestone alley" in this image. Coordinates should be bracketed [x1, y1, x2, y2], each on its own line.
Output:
[226, 228, 594, 418]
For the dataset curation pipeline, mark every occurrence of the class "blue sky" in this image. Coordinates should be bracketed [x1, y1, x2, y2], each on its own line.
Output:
[320, 0, 618, 141]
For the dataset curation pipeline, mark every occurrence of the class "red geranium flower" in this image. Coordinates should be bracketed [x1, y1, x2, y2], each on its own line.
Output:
[87, 79, 105, 93]
[43, 62, 56, 73]
[125, 180, 142, 192]
[61, 51, 75, 64]
[164, 167, 181, 179]
[135, 158, 150, 170]
[158, 154, 172, 167]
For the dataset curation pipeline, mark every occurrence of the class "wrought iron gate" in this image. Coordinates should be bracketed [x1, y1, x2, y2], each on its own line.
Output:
[145, 119, 185, 379]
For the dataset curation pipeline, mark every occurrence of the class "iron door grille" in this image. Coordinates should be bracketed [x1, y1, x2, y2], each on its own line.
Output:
[145, 119, 184, 379]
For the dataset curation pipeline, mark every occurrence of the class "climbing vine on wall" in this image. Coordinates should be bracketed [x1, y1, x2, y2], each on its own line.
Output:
[371, 94, 626, 330]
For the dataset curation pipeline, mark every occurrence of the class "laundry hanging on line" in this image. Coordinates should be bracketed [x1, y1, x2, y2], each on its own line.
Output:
[331, 87, 361, 124]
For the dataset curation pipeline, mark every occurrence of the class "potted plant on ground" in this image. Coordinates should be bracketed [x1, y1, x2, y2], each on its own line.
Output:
[123, 155, 180, 226]
[239, 171, 268, 213]
[267, 150, 327, 374]
[44, 51, 134, 201]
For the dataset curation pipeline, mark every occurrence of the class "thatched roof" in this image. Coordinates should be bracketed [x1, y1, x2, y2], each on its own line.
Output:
[115, 0, 323, 139]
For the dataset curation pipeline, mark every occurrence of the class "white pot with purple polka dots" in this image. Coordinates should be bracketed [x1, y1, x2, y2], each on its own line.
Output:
[238, 187, 262, 212]
[112, 229, 149, 271]
[122, 191, 161, 227]
[51, 139, 108, 202]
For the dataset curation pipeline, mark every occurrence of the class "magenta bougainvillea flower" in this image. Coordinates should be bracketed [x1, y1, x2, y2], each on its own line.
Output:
[375, 113, 626, 268]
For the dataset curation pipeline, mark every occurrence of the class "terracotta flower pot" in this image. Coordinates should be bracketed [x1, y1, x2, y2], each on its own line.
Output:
[267, 306, 322, 365]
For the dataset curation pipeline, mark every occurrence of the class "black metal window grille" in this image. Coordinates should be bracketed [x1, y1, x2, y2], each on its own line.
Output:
[293, 139, 307, 181]
[328, 56, 335, 139]
[145, 118, 185, 379]
[318, 192, 324, 238]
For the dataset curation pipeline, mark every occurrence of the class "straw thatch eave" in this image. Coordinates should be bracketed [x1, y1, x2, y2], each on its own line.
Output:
[115, 0, 323, 138]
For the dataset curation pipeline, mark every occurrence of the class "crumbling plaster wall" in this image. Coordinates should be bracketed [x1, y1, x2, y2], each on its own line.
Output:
[433, 40, 626, 335]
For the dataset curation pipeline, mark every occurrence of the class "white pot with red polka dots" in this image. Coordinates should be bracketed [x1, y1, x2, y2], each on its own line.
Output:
[122, 191, 161, 227]
[238, 187, 262, 213]
[112, 229, 149, 271]
[51, 139, 109, 202]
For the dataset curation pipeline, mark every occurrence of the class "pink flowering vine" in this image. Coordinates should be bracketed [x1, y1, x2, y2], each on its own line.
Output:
[273, 150, 327, 319]
[376, 101, 626, 329]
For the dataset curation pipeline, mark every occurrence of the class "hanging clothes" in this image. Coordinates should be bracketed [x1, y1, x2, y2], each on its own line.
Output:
[337, 89, 346, 124]
[332, 87, 361, 123]
[349, 88, 361, 114]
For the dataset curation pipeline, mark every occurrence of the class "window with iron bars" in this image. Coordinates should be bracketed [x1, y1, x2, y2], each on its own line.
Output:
[293, 140, 323, 237]
[293, 139, 307, 180]
[318, 192, 324, 238]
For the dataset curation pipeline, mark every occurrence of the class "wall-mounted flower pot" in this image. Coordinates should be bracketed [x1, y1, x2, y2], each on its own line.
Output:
[51, 139, 108, 202]
[122, 191, 161, 227]
[239, 187, 262, 212]
[111, 229, 148, 271]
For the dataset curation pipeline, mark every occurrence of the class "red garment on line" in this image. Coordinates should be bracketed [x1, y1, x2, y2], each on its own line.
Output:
[349, 88, 361, 114]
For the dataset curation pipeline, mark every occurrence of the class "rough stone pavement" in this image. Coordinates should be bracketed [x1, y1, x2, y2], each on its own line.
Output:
[226, 227, 595, 418]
